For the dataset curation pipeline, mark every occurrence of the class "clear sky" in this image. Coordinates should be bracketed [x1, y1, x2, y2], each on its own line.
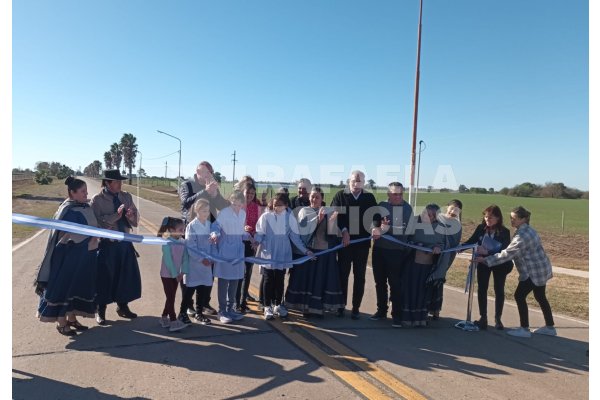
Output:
[12, 0, 589, 191]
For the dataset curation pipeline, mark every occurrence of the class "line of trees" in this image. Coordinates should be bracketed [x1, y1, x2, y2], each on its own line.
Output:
[83, 161, 102, 178]
[458, 182, 587, 199]
[32, 161, 76, 185]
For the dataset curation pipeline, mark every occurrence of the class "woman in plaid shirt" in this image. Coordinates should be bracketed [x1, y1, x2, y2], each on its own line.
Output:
[476, 206, 556, 338]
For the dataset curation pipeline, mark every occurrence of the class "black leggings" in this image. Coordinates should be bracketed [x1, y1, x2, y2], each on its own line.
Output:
[514, 278, 554, 328]
[180, 285, 212, 316]
[263, 269, 285, 307]
[476, 262, 513, 319]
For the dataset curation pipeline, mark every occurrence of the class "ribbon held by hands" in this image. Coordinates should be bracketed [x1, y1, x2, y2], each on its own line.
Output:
[12, 213, 477, 266]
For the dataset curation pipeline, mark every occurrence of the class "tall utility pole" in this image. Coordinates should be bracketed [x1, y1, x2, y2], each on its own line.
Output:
[165, 161, 168, 179]
[135, 150, 142, 232]
[408, 0, 424, 208]
[414, 140, 425, 208]
[231, 150, 238, 183]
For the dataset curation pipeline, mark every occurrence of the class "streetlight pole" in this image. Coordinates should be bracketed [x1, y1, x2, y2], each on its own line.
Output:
[136, 150, 143, 179]
[156, 130, 182, 188]
[408, 0, 424, 208]
[135, 149, 142, 234]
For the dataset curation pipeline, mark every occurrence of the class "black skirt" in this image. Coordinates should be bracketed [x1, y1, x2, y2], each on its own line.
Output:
[96, 240, 142, 305]
[400, 259, 433, 327]
[285, 249, 344, 315]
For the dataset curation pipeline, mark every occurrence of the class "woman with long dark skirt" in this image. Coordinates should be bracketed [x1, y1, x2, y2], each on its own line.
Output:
[90, 169, 141, 325]
[35, 177, 99, 336]
[400, 204, 444, 327]
[285, 187, 344, 317]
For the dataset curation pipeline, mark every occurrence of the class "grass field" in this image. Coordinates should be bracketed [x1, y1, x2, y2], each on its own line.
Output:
[12, 179, 66, 244]
[135, 177, 589, 233]
[396, 192, 588, 236]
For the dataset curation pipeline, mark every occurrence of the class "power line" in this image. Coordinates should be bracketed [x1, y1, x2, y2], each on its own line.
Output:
[145, 150, 180, 160]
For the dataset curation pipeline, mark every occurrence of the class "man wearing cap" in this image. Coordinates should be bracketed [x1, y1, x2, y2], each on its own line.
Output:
[90, 169, 141, 325]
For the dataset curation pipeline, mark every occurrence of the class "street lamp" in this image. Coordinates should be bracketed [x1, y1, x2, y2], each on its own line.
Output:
[156, 130, 181, 188]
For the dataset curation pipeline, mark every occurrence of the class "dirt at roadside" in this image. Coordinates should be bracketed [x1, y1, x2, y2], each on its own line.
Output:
[460, 222, 588, 270]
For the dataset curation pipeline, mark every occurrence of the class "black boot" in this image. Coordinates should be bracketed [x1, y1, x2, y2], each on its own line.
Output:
[96, 306, 106, 325]
[116, 303, 138, 319]
[495, 316, 504, 330]
[474, 316, 488, 330]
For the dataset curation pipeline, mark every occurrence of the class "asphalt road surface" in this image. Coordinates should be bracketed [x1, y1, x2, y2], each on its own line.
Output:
[12, 178, 589, 399]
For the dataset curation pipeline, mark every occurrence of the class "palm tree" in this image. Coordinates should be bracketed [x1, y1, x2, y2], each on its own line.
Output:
[110, 143, 122, 172]
[119, 133, 138, 184]
[103, 151, 113, 170]
[92, 160, 102, 177]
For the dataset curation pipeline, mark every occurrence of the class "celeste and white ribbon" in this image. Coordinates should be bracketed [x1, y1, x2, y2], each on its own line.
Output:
[13, 213, 477, 266]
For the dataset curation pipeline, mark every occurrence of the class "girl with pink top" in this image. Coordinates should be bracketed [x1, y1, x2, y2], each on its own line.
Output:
[157, 217, 189, 332]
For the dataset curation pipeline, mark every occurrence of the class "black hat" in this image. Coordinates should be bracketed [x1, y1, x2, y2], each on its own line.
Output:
[103, 169, 127, 181]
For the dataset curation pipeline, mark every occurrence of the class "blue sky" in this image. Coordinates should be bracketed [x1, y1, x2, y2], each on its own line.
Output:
[12, 0, 589, 191]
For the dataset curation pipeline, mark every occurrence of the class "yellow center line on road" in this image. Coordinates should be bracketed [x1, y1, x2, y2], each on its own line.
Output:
[247, 287, 427, 400]
[246, 289, 392, 399]
[293, 321, 428, 400]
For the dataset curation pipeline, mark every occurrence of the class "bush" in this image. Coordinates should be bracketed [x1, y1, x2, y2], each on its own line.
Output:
[34, 171, 53, 185]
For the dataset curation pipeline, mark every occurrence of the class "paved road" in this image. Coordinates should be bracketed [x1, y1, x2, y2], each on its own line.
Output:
[12, 178, 589, 399]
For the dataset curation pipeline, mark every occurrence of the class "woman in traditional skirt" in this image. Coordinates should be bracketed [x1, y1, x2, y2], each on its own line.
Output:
[400, 204, 445, 327]
[35, 177, 99, 336]
[285, 187, 344, 317]
[90, 169, 141, 325]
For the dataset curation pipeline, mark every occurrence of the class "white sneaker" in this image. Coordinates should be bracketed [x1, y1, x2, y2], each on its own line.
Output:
[228, 310, 244, 321]
[159, 316, 170, 328]
[264, 306, 274, 320]
[533, 326, 557, 336]
[507, 327, 531, 338]
[169, 319, 187, 332]
[186, 307, 197, 316]
[275, 304, 288, 318]
[218, 312, 233, 324]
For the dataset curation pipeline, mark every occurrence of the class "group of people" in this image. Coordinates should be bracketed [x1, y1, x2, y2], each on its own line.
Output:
[34, 163, 557, 339]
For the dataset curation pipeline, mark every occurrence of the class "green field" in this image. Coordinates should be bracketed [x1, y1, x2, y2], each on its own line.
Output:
[382, 192, 588, 236]
[131, 178, 589, 236]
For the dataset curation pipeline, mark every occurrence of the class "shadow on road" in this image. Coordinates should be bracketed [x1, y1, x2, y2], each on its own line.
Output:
[12, 369, 150, 400]
[60, 316, 324, 400]
[321, 314, 589, 379]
